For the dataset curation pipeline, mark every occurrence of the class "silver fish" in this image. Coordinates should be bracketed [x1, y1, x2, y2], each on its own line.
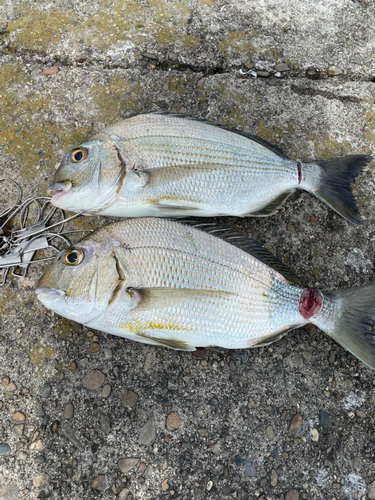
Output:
[36, 218, 375, 369]
[47, 113, 371, 224]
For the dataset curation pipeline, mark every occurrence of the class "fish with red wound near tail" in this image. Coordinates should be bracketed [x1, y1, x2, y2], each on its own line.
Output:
[36, 218, 375, 370]
[47, 113, 372, 224]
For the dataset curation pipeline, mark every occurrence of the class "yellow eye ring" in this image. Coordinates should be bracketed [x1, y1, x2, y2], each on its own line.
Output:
[71, 148, 88, 163]
[64, 249, 84, 266]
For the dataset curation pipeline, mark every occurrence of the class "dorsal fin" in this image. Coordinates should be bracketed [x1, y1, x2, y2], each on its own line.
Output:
[148, 111, 288, 159]
[180, 220, 301, 285]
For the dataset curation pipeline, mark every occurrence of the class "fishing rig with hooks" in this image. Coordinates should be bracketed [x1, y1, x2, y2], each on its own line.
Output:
[0, 178, 92, 286]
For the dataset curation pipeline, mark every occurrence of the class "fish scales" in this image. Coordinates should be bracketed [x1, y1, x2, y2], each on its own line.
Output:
[48, 114, 372, 222]
[37, 218, 302, 349]
[36, 218, 375, 368]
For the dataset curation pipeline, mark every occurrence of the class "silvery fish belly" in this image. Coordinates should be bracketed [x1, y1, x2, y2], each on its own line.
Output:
[36, 218, 375, 369]
[47, 113, 371, 224]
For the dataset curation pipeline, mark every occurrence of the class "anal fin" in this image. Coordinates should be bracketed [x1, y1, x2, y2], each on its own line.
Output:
[249, 325, 300, 347]
[248, 189, 295, 216]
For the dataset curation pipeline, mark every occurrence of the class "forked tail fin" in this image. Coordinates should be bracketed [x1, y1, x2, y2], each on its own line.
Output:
[312, 284, 375, 369]
[300, 155, 372, 225]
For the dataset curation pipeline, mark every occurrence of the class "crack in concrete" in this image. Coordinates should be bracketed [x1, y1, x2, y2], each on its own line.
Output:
[290, 85, 361, 104]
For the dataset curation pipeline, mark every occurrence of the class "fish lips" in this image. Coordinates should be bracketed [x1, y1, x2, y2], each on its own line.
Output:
[35, 287, 66, 309]
[47, 180, 72, 203]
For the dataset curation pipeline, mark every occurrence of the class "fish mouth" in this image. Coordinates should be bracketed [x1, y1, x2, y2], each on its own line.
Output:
[47, 180, 72, 201]
[35, 287, 66, 298]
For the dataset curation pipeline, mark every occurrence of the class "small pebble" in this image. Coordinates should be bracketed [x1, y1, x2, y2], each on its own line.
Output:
[198, 428, 208, 437]
[92, 474, 106, 490]
[234, 454, 244, 466]
[118, 457, 139, 473]
[285, 490, 299, 500]
[99, 412, 111, 433]
[275, 62, 290, 72]
[248, 398, 258, 409]
[7, 381, 17, 391]
[87, 343, 101, 353]
[310, 428, 319, 441]
[34, 455, 45, 464]
[192, 347, 206, 357]
[266, 425, 274, 440]
[33, 473, 49, 488]
[118, 488, 130, 500]
[289, 413, 302, 435]
[30, 439, 45, 451]
[166, 412, 181, 431]
[0, 443, 11, 455]
[2, 376, 10, 386]
[13, 411, 25, 422]
[12, 424, 24, 436]
[328, 67, 343, 76]
[244, 458, 256, 477]
[81, 369, 105, 390]
[104, 348, 112, 359]
[139, 418, 156, 444]
[144, 352, 154, 371]
[63, 403, 74, 419]
[271, 469, 278, 486]
[122, 390, 138, 407]
[43, 66, 59, 75]
[257, 71, 270, 78]
[161, 479, 169, 491]
[101, 384, 111, 398]
[319, 410, 332, 429]
[68, 361, 77, 371]
[41, 383, 51, 398]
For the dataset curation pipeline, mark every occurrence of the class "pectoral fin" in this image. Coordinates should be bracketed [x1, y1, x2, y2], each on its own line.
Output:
[138, 163, 224, 188]
[247, 190, 295, 216]
[136, 333, 191, 350]
[135, 287, 236, 311]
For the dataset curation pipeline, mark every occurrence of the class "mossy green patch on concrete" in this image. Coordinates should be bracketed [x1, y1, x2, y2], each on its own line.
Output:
[150, 0, 192, 27]
[54, 317, 79, 339]
[363, 101, 375, 144]
[90, 74, 143, 122]
[306, 132, 352, 159]
[78, 0, 146, 51]
[166, 76, 192, 95]
[6, 6, 73, 52]
[29, 341, 55, 366]
[217, 31, 259, 57]
[255, 118, 284, 145]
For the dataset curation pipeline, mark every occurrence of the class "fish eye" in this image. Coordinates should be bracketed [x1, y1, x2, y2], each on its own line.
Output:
[71, 148, 88, 163]
[64, 249, 84, 266]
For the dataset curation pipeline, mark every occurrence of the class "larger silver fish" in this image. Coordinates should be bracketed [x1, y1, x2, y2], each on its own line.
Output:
[36, 218, 375, 369]
[47, 113, 371, 224]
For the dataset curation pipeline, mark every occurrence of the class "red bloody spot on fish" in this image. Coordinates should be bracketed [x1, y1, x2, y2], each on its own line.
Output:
[131, 163, 136, 171]
[297, 161, 302, 185]
[299, 288, 323, 321]
[192, 347, 206, 357]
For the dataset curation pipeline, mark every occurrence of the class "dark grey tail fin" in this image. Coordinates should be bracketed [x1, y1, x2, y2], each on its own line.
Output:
[313, 284, 375, 370]
[302, 155, 372, 225]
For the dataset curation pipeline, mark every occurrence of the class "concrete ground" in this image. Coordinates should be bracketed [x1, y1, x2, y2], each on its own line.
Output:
[1, 0, 375, 499]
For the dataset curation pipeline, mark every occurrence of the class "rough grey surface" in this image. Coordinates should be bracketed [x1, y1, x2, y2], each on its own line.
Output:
[0, 1, 375, 499]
